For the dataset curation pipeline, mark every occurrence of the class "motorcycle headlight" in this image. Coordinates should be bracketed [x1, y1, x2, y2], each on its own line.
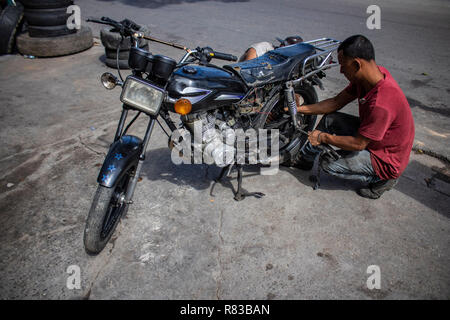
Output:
[120, 76, 164, 116]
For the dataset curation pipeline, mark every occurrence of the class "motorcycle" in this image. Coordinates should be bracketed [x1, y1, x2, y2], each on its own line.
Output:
[83, 17, 341, 254]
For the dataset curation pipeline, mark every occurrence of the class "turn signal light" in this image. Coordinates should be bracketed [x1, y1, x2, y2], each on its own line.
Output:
[101, 72, 120, 90]
[174, 98, 192, 115]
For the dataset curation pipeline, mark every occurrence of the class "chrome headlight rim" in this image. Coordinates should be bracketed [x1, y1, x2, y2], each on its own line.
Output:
[120, 76, 165, 116]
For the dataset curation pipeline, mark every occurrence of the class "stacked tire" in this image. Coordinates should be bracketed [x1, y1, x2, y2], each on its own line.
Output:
[100, 25, 149, 69]
[16, 0, 93, 57]
[21, 0, 75, 38]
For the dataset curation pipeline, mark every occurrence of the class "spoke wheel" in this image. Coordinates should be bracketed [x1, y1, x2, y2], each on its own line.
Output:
[84, 167, 134, 255]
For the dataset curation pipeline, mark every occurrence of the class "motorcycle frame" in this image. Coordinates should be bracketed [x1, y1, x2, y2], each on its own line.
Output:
[96, 34, 341, 196]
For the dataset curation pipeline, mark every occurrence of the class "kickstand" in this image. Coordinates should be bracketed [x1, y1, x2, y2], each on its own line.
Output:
[210, 164, 233, 197]
[309, 157, 322, 190]
[234, 164, 265, 201]
[313, 162, 321, 190]
[210, 164, 265, 201]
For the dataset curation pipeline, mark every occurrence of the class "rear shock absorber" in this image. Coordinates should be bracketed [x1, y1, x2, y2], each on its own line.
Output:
[284, 82, 299, 130]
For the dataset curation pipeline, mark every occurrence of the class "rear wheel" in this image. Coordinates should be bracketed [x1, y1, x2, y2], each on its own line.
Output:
[254, 83, 318, 165]
[84, 167, 134, 255]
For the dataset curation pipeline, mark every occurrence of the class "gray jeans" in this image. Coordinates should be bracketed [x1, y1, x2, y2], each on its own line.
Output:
[300, 112, 381, 184]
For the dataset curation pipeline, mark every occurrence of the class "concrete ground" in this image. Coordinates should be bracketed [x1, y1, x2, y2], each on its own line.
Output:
[0, 0, 449, 300]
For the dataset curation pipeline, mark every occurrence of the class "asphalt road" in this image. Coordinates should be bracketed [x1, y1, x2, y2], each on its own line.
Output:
[0, 0, 449, 301]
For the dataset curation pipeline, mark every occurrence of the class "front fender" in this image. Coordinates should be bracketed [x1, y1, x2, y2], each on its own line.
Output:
[97, 135, 143, 188]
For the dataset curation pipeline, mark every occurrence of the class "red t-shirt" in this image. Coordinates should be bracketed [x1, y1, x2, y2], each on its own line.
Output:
[345, 66, 415, 180]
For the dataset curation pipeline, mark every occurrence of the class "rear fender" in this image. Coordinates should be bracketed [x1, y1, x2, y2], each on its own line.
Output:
[97, 135, 143, 188]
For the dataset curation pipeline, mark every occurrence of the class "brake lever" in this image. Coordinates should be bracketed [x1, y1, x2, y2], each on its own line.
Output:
[86, 18, 111, 25]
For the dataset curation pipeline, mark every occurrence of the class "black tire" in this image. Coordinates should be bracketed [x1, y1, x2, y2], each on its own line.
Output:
[105, 57, 130, 69]
[28, 24, 76, 37]
[18, 0, 73, 9]
[254, 84, 318, 165]
[100, 25, 149, 50]
[0, 3, 24, 54]
[17, 25, 93, 57]
[84, 168, 134, 255]
[24, 7, 71, 26]
[106, 48, 130, 60]
[105, 43, 149, 60]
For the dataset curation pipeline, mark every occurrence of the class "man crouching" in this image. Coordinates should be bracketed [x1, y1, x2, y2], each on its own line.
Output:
[292, 35, 415, 199]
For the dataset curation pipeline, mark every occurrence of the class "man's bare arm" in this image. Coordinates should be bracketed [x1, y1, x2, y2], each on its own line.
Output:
[297, 88, 356, 115]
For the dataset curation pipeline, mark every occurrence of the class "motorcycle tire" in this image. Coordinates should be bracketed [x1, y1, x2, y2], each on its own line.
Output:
[0, 3, 24, 54]
[24, 7, 71, 27]
[17, 25, 93, 57]
[18, 0, 73, 9]
[254, 83, 318, 166]
[105, 43, 149, 60]
[84, 168, 134, 255]
[100, 25, 149, 50]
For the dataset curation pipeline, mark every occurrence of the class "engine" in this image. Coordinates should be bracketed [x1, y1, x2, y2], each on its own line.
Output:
[169, 110, 238, 167]
[168, 85, 275, 167]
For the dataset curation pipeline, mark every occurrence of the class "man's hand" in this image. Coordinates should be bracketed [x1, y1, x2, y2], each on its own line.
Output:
[308, 130, 323, 146]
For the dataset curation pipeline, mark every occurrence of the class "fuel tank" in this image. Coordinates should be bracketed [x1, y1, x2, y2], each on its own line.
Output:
[166, 65, 247, 113]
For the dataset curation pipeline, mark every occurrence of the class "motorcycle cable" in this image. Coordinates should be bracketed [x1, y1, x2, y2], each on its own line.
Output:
[122, 111, 141, 136]
[116, 37, 125, 82]
[155, 118, 170, 138]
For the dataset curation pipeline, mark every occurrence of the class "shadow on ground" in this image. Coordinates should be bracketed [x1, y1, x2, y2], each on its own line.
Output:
[97, 0, 249, 9]
[140, 147, 265, 194]
[140, 146, 450, 218]
[286, 158, 450, 218]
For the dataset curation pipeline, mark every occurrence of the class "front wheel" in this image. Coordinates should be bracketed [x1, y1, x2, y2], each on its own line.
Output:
[83, 168, 133, 255]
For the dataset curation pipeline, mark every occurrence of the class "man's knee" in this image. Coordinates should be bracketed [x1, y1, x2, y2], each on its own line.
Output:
[317, 112, 360, 136]
[316, 113, 339, 132]
[320, 157, 340, 175]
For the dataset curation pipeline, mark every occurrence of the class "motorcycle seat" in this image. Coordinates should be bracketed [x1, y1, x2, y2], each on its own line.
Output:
[223, 42, 316, 87]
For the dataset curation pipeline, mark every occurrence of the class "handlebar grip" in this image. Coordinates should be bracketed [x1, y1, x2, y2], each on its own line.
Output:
[211, 51, 237, 62]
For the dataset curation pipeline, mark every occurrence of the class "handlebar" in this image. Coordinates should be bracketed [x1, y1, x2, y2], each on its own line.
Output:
[88, 17, 237, 65]
[86, 16, 143, 38]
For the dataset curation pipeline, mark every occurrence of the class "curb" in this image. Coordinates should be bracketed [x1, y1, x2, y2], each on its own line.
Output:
[412, 145, 450, 165]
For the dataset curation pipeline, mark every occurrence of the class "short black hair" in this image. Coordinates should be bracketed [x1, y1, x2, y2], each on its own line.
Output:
[338, 35, 375, 61]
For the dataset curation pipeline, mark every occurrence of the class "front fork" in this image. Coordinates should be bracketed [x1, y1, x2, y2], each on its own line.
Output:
[98, 105, 156, 203]
[124, 114, 156, 203]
